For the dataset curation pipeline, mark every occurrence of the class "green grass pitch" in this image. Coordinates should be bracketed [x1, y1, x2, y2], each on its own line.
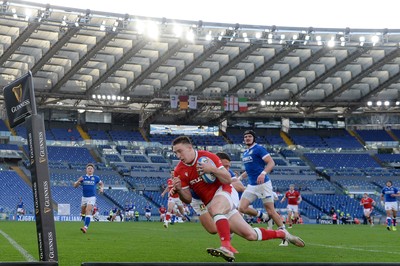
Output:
[1, 221, 400, 265]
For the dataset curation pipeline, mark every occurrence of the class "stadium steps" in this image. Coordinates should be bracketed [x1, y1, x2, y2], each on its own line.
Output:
[139, 127, 149, 142]
[219, 129, 232, 144]
[142, 193, 160, 208]
[10, 165, 31, 185]
[347, 129, 365, 146]
[386, 129, 399, 141]
[76, 124, 90, 140]
[88, 147, 102, 163]
[280, 130, 294, 146]
[10, 165, 59, 212]
[301, 197, 326, 215]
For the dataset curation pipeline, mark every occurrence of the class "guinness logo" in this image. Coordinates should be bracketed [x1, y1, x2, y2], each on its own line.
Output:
[12, 84, 23, 103]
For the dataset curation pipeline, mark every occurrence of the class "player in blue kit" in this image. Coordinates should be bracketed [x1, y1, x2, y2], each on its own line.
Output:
[380, 180, 400, 231]
[238, 130, 287, 232]
[16, 197, 25, 220]
[74, 163, 104, 233]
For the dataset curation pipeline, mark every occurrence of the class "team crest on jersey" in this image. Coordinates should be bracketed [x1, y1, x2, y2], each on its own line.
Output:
[243, 156, 253, 163]
[185, 172, 188, 177]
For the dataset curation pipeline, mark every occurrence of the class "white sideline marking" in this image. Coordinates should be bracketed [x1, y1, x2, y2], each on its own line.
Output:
[309, 243, 400, 255]
[0, 229, 36, 262]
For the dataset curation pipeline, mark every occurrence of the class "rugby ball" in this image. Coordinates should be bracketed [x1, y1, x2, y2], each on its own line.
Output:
[197, 156, 217, 183]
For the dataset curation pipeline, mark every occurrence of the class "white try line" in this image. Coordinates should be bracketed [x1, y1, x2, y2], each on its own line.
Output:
[309, 243, 400, 255]
[0, 229, 36, 262]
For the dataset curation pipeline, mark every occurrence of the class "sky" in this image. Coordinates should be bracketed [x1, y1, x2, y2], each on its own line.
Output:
[27, 0, 400, 30]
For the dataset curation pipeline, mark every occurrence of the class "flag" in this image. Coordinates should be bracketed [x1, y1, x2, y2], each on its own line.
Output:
[179, 95, 189, 110]
[189, 95, 197, 109]
[238, 97, 248, 112]
[232, 96, 238, 111]
[170, 95, 178, 109]
[221, 98, 226, 111]
[222, 96, 238, 111]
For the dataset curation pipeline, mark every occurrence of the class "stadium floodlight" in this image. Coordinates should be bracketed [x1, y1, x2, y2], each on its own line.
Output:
[146, 21, 159, 40]
[359, 36, 365, 46]
[100, 20, 106, 31]
[384, 100, 390, 106]
[371, 35, 379, 44]
[206, 30, 212, 41]
[367, 101, 373, 106]
[396, 101, 400, 106]
[186, 29, 195, 41]
[136, 20, 145, 34]
[327, 40, 335, 47]
[173, 24, 183, 37]
[376, 100, 382, 106]
[260, 100, 266, 106]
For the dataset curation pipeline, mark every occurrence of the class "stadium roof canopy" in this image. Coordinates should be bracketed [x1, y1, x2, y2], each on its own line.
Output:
[1, 0, 400, 126]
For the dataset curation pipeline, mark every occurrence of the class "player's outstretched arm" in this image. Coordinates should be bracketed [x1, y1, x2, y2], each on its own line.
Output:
[73, 176, 83, 188]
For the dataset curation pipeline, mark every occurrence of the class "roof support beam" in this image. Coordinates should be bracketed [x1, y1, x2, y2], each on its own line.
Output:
[50, 31, 118, 93]
[228, 45, 298, 94]
[158, 40, 225, 95]
[346, 70, 400, 114]
[121, 40, 186, 95]
[258, 47, 329, 98]
[191, 43, 263, 94]
[291, 47, 372, 100]
[0, 22, 40, 66]
[31, 26, 81, 74]
[322, 47, 400, 102]
[86, 38, 148, 96]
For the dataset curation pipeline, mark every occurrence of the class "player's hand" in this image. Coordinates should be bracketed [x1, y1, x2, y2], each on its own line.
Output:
[171, 176, 181, 194]
[78, 176, 84, 182]
[99, 187, 104, 194]
[197, 160, 215, 176]
[256, 174, 264, 184]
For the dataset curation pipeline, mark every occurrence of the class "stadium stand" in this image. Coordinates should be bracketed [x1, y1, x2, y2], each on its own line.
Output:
[1, 118, 398, 225]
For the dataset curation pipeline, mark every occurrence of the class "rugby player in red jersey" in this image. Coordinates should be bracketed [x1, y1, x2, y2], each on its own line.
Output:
[170, 136, 305, 262]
